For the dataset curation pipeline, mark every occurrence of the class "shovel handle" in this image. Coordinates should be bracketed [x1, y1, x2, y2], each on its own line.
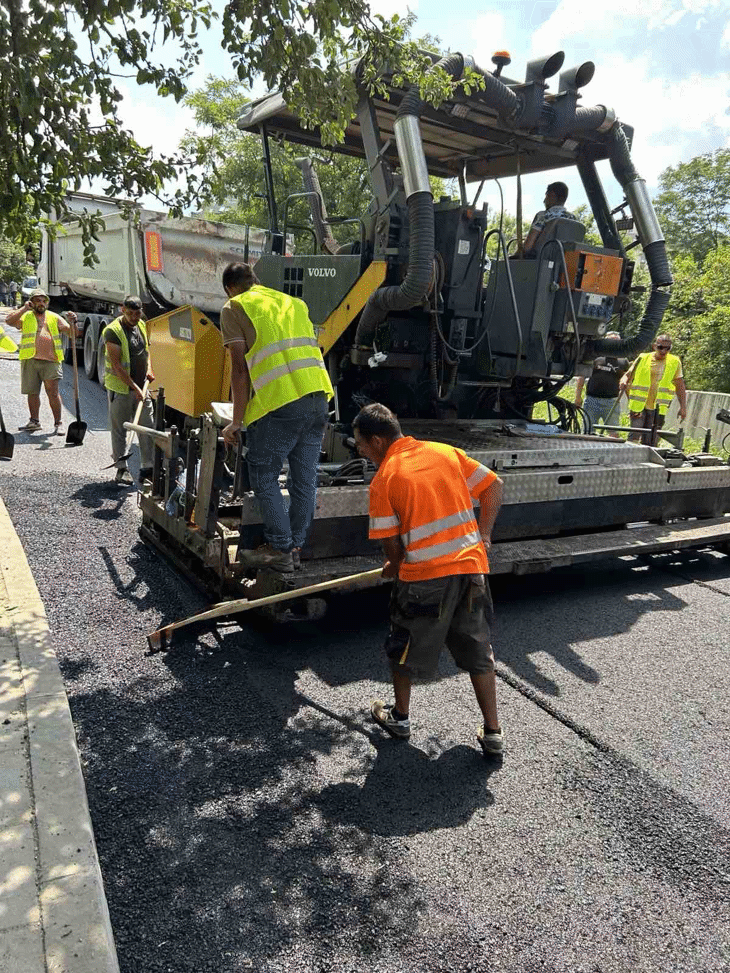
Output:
[133, 379, 151, 425]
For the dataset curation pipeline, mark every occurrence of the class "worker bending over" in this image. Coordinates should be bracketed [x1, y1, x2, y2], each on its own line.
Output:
[220, 262, 334, 574]
[103, 296, 155, 486]
[353, 403, 505, 757]
[6, 288, 77, 434]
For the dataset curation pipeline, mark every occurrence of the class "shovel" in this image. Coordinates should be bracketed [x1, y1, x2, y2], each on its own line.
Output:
[66, 326, 87, 446]
[101, 379, 150, 469]
[0, 403, 14, 459]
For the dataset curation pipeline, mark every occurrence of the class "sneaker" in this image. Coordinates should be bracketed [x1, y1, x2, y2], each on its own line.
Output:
[138, 467, 153, 484]
[238, 544, 294, 573]
[54, 422, 63, 436]
[19, 419, 41, 432]
[115, 468, 134, 486]
[477, 725, 505, 757]
[370, 700, 411, 740]
[292, 547, 302, 570]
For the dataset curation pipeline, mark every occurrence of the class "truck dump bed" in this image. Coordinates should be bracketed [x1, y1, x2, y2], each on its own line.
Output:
[42, 205, 268, 316]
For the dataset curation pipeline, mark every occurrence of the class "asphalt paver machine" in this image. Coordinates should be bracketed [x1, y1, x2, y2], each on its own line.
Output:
[138, 49, 730, 620]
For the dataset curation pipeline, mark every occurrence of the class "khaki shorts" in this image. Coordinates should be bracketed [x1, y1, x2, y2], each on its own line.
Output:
[385, 573, 495, 680]
[20, 358, 63, 394]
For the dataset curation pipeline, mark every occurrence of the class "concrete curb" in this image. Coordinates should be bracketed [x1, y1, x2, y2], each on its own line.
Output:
[0, 498, 120, 973]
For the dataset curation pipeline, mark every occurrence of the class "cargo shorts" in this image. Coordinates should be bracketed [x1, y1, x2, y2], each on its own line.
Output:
[385, 573, 495, 680]
[20, 358, 63, 394]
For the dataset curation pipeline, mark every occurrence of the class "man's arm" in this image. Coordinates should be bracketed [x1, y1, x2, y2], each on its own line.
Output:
[574, 376, 586, 406]
[5, 302, 28, 327]
[105, 341, 143, 401]
[222, 341, 251, 446]
[56, 311, 78, 335]
[674, 376, 687, 420]
[476, 476, 504, 551]
[619, 357, 640, 395]
[381, 536, 404, 579]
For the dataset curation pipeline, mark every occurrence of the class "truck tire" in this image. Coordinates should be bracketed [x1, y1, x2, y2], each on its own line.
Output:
[83, 325, 97, 379]
[61, 332, 74, 364]
[96, 330, 107, 385]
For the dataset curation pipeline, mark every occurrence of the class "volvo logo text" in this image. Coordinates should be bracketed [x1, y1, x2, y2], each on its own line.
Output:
[308, 268, 336, 278]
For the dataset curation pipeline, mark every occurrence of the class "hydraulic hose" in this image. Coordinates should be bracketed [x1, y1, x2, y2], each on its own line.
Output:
[592, 122, 673, 357]
[354, 52, 522, 349]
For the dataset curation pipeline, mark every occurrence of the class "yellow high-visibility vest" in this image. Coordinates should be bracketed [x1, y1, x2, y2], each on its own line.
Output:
[103, 318, 149, 394]
[627, 352, 681, 415]
[233, 285, 333, 426]
[18, 310, 63, 362]
[0, 324, 18, 354]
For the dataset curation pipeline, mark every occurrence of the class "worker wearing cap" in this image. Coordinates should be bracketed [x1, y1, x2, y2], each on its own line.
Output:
[5, 288, 78, 434]
[103, 296, 155, 487]
[220, 262, 334, 574]
[353, 402, 505, 757]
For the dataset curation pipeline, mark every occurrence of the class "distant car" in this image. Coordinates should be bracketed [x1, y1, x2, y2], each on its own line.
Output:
[21, 276, 38, 302]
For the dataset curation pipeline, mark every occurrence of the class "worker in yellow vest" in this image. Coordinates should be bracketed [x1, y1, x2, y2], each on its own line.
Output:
[103, 296, 155, 487]
[620, 334, 687, 444]
[0, 323, 18, 354]
[5, 288, 78, 434]
[220, 262, 334, 573]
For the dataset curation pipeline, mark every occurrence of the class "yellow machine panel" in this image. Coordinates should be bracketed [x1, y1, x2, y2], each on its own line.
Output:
[316, 261, 388, 354]
[148, 306, 228, 416]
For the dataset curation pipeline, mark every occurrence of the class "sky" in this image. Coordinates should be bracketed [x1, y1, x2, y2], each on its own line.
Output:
[106, 0, 730, 222]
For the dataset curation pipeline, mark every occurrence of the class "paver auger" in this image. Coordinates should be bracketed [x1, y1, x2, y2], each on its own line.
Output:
[138, 48, 730, 622]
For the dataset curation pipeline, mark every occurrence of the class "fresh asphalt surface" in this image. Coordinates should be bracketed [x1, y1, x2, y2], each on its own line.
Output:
[2, 317, 730, 972]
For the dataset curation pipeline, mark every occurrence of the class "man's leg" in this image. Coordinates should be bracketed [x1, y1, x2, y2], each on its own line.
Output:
[43, 378, 62, 425]
[470, 673, 500, 732]
[628, 410, 646, 443]
[288, 394, 328, 549]
[246, 406, 301, 552]
[108, 391, 133, 468]
[26, 393, 40, 423]
[20, 361, 42, 425]
[137, 395, 156, 470]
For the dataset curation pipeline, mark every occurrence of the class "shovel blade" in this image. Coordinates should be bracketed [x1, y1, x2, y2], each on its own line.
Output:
[0, 431, 14, 459]
[66, 420, 88, 446]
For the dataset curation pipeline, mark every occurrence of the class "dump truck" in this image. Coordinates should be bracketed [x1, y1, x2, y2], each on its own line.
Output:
[136, 48, 730, 621]
[36, 193, 269, 386]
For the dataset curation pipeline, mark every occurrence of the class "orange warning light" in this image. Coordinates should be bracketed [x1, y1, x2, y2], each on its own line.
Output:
[145, 230, 163, 273]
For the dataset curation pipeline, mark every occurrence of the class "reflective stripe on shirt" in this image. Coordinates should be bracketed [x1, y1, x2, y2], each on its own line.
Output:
[466, 465, 491, 492]
[370, 514, 400, 532]
[401, 508, 476, 548]
[404, 531, 481, 563]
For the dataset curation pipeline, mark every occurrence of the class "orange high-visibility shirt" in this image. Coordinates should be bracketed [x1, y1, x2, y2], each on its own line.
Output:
[368, 436, 497, 581]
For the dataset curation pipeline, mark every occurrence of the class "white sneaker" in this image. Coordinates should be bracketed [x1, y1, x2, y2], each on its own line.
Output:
[371, 700, 411, 739]
[477, 725, 505, 757]
[54, 422, 63, 436]
[19, 419, 41, 431]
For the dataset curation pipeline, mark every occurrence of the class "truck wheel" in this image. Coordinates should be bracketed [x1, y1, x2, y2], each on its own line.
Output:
[96, 331, 107, 384]
[83, 326, 97, 379]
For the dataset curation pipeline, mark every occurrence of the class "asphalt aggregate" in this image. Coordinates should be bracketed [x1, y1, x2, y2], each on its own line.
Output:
[2, 333, 730, 973]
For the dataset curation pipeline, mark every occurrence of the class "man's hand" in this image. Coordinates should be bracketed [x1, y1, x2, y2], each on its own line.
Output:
[679, 407, 687, 421]
[480, 532, 492, 553]
[146, 369, 155, 383]
[131, 384, 145, 403]
[573, 396, 582, 407]
[381, 560, 398, 579]
[222, 420, 242, 447]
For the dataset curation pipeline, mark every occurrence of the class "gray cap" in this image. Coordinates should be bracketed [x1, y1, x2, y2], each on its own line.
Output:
[30, 287, 48, 299]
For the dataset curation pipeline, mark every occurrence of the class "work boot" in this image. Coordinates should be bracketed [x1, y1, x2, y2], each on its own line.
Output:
[477, 724, 505, 757]
[115, 468, 134, 487]
[292, 547, 302, 570]
[371, 700, 411, 740]
[138, 467, 153, 484]
[238, 544, 294, 573]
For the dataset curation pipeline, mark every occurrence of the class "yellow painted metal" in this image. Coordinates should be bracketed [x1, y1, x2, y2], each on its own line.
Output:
[147, 305, 226, 417]
[316, 260, 387, 354]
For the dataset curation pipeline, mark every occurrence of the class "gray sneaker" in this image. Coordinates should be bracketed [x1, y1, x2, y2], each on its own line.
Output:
[477, 725, 505, 757]
[115, 468, 134, 487]
[19, 419, 41, 432]
[238, 544, 294, 573]
[371, 700, 411, 739]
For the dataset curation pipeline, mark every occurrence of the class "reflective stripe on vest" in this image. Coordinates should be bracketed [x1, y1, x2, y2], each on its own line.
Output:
[401, 506, 479, 563]
[234, 285, 333, 425]
[103, 318, 149, 394]
[628, 353, 680, 416]
[18, 311, 63, 362]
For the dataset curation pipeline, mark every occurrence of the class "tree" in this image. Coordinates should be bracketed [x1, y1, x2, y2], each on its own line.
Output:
[0, 235, 33, 285]
[654, 149, 730, 264]
[0, 1, 462, 256]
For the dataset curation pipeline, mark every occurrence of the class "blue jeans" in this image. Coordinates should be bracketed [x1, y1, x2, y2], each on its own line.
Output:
[245, 392, 329, 552]
[583, 394, 619, 428]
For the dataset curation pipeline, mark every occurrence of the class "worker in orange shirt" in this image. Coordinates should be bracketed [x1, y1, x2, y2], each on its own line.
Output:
[353, 403, 505, 757]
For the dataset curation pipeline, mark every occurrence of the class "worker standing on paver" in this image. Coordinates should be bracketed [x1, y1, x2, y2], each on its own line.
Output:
[353, 403, 505, 756]
[219, 262, 334, 574]
[103, 296, 155, 487]
[620, 334, 687, 443]
[574, 332, 628, 431]
[5, 288, 77, 434]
